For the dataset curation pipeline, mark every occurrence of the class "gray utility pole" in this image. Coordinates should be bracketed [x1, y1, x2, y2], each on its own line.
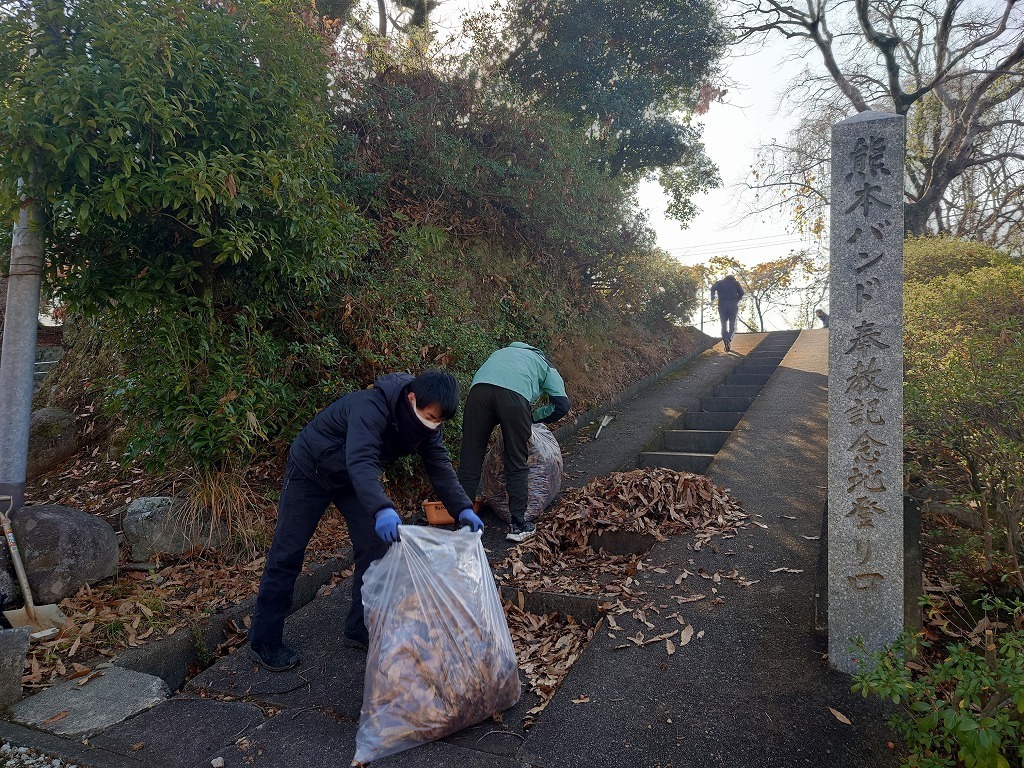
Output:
[0, 178, 46, 511]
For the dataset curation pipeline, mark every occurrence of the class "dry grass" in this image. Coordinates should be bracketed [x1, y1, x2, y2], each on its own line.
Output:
[179, 465, 269, 560]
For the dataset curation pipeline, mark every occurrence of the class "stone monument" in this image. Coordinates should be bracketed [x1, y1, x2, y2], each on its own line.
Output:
[827, 111, 905, 673]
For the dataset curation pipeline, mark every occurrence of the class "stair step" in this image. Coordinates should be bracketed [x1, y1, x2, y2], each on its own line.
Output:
[638, 451, 714, 474]
[712, 384, 762, 399]
[734, 364, 777, 376]
[726, 373, 772, 387]
[677, 412, 743, 431]
[662, 429, 731, 453]
[700, 396, 753, 412]
[746, 352, 787, 362]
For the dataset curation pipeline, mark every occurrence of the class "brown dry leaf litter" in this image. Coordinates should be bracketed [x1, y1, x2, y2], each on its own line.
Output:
[22, 514, 351, 690]
[491, 468, 746, 724]
[498, 468, 747, 596]
[503, 600, 593, 729]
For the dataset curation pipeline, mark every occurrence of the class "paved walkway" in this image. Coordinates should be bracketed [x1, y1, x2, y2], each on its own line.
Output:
[0, 331, 901, 767]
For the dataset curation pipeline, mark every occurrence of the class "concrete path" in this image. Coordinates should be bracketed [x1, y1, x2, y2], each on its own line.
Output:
[0, 331, 903, 768]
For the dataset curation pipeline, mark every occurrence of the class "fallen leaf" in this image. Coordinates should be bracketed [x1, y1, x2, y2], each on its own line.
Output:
[678, 626, 694, 646]
[665, 639, 675, 655]
[828, 707, 852, 725]
[41, 710, 70, 725]
[571, 694, 590, 704]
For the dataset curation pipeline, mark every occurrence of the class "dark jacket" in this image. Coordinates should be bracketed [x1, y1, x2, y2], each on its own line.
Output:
[711, 277, 745, 306]
[290, 373, 471, 517]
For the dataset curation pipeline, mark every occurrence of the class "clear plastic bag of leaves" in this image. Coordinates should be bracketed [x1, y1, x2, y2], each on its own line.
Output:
[352, 526, 521, 765]
[482, 423, 563, 523]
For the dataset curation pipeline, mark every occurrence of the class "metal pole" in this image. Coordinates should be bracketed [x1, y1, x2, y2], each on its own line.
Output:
[0, 178, 45, 510]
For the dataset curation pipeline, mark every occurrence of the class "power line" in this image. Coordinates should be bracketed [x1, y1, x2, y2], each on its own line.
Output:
[663, 233, 798, 250]
[659, 234, 811, 256]
[670, 239, 808, 258]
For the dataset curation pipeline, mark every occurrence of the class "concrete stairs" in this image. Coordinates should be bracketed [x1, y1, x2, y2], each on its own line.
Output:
[638, 330, 801, 473]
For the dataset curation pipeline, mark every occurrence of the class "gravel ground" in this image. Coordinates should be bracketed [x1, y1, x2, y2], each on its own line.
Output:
[0, 743, 76, 768]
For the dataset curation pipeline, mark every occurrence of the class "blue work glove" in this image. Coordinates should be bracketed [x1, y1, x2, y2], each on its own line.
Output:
[374, 507, 402, 543]
[458, 508, 484, 533]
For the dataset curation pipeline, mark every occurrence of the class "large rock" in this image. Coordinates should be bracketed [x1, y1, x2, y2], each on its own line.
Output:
[26, 407, 77, 478]
[123, 497, 226, 562]
[8, 505, 118, 604]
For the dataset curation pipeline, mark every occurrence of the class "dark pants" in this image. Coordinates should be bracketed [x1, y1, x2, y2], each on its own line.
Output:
[248, 459, 388, 648]
[458, 384, 532, 525]
[718, 302, 739, 342]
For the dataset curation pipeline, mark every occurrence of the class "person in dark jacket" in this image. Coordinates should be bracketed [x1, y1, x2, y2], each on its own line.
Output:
[815, 308, 830, 328]
[458, 342, 570, 543]
[247, 369, 481, 671]
[710, 275, 745, 352]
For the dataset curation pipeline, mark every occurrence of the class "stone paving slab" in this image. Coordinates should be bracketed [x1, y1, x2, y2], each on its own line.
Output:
[186, 587, 366, 720]
[182, 708, 530, 768]
[90, 696, 266, 768]
[10, 667, 169, 739]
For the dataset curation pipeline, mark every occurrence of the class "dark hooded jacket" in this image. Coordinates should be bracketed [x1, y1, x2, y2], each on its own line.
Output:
[289, 373, 471, 517]
[710, 276, 745, 307]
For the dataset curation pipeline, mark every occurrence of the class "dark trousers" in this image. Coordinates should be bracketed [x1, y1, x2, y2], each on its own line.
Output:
[248, 459, 388, 648]
[718, 302, 739, 342]
[458, 384, 532, 525]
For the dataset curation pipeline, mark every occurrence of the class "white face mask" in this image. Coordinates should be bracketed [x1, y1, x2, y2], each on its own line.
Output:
[411, 396, 442, 430]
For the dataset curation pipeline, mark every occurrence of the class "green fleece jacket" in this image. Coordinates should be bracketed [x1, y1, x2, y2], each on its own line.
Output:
[471, 342, 569, 422]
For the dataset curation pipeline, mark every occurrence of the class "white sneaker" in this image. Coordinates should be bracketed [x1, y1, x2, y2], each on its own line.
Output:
[506, 521, 536, 543]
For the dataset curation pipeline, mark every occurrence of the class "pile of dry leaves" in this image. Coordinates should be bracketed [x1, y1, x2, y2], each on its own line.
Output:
[502, 601, 593, 729]
[499, 468, 747, 595]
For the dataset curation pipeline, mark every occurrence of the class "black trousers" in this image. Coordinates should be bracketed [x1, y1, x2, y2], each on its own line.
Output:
[248, 458, 388, 648]
[458, 384, 532, 525]
[718, 302, 739, 342]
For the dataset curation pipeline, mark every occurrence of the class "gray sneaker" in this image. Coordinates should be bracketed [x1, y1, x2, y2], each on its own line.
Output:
[506, 520, 536, 543]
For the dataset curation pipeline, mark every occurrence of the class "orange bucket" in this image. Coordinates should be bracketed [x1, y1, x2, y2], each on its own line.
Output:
[423, 501, 455, 525]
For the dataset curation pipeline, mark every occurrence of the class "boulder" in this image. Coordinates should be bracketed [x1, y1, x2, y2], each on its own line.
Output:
[26, 407, 77, 479]
[123, 497, 226, 562]
[8, 505, 119, 604]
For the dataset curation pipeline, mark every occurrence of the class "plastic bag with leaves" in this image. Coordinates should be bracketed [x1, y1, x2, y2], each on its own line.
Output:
[351, 526, 521, 765]
[482, 423, 563, 523]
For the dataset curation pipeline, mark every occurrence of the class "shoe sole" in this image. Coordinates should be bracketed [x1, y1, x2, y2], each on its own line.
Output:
[506, 531, 536, 543]
[246, 644, 299, 672]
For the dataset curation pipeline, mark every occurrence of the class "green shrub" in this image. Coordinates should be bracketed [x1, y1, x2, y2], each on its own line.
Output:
[905, 236, 1014, 285]
[904, 241, 1024, 585]
[853, 597, 1024, 768]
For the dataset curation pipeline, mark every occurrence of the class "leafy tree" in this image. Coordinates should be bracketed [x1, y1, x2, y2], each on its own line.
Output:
[0, 0, 366, 472]
[487, 0, 726, 223]
[0, 0, 359, 316]
[729, 0, 1024, 245]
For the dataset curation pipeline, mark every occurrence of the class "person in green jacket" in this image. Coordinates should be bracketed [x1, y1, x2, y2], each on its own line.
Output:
[458, 342, 571, 542]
